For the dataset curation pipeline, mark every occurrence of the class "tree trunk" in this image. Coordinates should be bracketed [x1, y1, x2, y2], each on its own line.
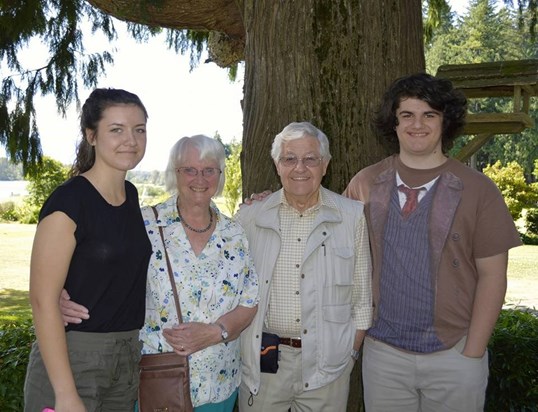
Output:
[240, 0, 424, 196]
[87, 1, 425, 410]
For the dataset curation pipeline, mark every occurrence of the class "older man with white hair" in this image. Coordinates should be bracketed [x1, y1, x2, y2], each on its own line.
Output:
[237, 122, 372, 412]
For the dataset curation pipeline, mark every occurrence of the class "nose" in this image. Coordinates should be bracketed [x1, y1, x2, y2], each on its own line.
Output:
[294, 159, 308, 171]
[123, 130, 137, 146]
[411, 116, 426, 128]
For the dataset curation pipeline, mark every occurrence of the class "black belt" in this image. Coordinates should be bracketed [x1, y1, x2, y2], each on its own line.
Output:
[279, 337, 302, 348]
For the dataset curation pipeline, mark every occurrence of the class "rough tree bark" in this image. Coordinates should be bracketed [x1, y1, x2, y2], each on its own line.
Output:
[86, 0, 425, 409]
[87, 0, 424, 195]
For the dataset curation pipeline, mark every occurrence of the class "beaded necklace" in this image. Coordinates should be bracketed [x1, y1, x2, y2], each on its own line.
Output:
[177, 204, 213, 233]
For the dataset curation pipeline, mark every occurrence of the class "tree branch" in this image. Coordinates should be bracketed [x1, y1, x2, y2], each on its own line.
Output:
[86, 0, 245, 39]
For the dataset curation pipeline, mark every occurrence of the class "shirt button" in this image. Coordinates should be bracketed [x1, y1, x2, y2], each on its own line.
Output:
[296, 319, 300, 323]
[298, 238, 301, 242]
[305, 383, 309, 388]
[295, 291, 300, 295]
[303, 329, 307, 334]
[301, 274, 305, 279]
[296, 264, 300, 268]
[452, 233, 460, 241]
[452, 259, 460, 268]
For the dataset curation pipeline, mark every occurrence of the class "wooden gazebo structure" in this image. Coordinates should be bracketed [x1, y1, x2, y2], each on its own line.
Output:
[436, 59, 538, 162]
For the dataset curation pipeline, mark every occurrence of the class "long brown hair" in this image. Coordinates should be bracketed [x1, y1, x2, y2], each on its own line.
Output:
[69, 88, 148, 177]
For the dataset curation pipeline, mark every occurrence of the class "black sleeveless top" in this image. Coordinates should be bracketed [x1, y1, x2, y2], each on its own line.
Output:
[39, 176, 152, 332]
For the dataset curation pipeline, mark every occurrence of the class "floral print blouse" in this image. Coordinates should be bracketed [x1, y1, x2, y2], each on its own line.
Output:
[139, 195, 259, 407]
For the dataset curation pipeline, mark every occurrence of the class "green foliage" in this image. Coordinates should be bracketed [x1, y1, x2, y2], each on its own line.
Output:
[0, 318, 34, 411]
[426, 0, 538, 178]
[223, 140, 242, 216]
[0, 200, 18, 222]
[137, 183, 168, 207]
[483, 161, 538, 220]
[0, 1, 208, 177]
[526, 207, 538, 235]
[21, 156, 68, 223]
[485, 308, 538, 411]
[0, 158, 24, 180]
[521, 232, 538, 245]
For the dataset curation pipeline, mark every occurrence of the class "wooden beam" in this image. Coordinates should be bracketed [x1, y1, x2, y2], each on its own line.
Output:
[455, 133, 495, 162]
[463, 113, 535, 135]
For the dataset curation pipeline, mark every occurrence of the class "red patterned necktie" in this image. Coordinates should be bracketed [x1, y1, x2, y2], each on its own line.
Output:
[398, 185, 425, 218]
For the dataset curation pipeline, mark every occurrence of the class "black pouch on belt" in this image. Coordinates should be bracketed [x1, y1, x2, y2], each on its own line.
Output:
[260, 332, 280, 374]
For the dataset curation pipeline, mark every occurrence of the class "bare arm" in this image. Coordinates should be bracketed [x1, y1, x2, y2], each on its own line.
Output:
[163, 305, 257, 356]
[463, 252, 508, 358]
[30, 212, 86, 411]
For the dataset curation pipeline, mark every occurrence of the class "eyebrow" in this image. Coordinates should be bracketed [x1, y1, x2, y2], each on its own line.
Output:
[106, 122, 146, 127]
[397, 110, 441, 115]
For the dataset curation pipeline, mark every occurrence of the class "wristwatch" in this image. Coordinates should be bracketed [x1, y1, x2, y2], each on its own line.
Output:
[351, 349, 361, 361]
[215, 321, 229, 341]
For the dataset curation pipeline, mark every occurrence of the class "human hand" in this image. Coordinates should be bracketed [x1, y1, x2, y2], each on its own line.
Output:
[55, 391, 87, 412]
[59, 289, 89, 326]
[242, 190, 272, 206]
[163, 322, 221, 356]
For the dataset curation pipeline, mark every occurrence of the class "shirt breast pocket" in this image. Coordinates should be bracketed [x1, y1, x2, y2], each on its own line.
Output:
[323, 246, 354, 305]
[324, 246, 354, 286]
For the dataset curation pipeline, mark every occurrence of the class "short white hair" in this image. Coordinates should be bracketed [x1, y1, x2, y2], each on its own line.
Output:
[271, 121, 332, 162]
[164, 135, 226, 196]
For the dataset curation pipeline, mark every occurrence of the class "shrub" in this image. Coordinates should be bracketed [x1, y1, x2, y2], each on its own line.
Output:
[485, 308, 538, 411]
[0, 201, 18, 222]
[483, 161, 538, 221]
[521, 232, 538, 245]
[1, 309, 537, 410]
[526, 208, 538, 235]
[0, 319, 35, 411]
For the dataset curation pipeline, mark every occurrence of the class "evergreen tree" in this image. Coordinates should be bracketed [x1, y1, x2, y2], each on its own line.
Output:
[426, 0, 538, 177]
[223, 140, 242, 217]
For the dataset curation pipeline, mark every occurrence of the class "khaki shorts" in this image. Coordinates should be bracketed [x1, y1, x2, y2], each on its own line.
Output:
[24, 329, 142, 412]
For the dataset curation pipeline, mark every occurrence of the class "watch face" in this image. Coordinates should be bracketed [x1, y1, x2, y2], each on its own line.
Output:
[216, 322, 228, 340]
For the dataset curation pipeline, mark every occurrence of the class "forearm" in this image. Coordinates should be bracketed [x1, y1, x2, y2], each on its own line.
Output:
[464, 253, 508, 357]
[215, 305, 258, 341]
[33, 305, 78, 399]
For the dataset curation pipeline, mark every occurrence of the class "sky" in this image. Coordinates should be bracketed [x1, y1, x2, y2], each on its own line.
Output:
[1, 0, 473, 172]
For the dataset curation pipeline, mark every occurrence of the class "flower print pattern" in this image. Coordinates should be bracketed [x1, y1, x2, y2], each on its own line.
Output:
[139, 196, 259, 407]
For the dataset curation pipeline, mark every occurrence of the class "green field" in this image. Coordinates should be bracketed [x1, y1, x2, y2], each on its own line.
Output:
[1, 223, 536, 323]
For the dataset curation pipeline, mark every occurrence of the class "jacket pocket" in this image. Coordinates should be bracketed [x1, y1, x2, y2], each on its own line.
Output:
[320, 304, 353, 368]
[324, 246, 354, 286]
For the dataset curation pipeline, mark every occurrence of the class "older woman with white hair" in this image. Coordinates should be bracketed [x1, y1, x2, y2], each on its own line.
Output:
[140, 134, 259, 411]
[60, 134, 258, 411]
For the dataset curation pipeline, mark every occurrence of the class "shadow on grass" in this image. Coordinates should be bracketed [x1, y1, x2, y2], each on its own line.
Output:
[0, 289, 31, 323]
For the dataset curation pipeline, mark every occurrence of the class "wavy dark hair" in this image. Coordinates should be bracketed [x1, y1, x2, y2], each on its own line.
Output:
[69, 88, 148, 176]
[372, 72, 467, 154]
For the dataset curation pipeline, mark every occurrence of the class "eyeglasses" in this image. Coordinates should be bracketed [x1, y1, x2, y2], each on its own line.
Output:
[176, 167, 221, 177]
[278, 156, 323, 168]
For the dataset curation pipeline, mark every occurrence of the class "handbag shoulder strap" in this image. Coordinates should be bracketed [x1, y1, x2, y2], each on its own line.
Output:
[151, 206, 184, 324]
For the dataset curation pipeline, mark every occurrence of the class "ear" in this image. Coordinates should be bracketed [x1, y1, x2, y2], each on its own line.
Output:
[274, 159, 282, 176]
[85, 128, 96, 146]
[322, 159, 329, 176]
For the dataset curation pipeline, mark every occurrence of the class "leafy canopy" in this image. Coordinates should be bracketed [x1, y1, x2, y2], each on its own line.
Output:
[0, 0, 207, 176]
[1, 0, 536, 177]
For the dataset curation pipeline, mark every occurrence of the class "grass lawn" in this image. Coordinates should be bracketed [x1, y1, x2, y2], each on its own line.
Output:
[1, 222, 537, 322]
